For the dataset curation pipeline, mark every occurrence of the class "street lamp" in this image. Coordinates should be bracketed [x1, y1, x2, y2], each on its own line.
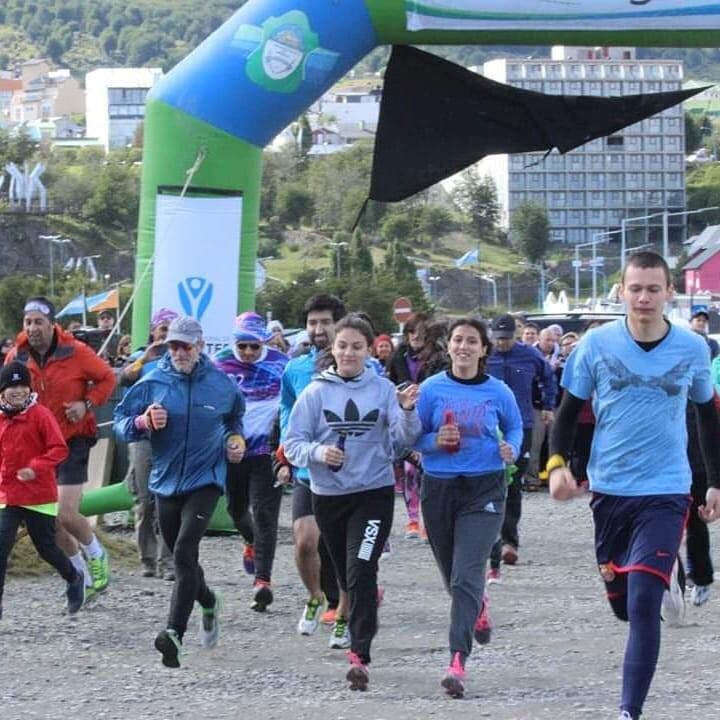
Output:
[39, 235, 71, 300]
[428, 274, 440, 300]
[481, 274, 498, 307]
[327, 241, 349, 278]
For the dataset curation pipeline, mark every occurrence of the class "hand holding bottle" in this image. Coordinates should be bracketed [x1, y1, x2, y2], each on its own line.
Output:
[437, 409, 460, 452]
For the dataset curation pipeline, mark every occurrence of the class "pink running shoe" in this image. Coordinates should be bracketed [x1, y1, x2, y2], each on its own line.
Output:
[441, 651, 466, 698]
[346, 650, 369, 691]
[474, 594, 492, 645]
[486, 567, 502, 585]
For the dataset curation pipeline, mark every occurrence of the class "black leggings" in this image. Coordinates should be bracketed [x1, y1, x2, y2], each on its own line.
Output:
[0, 506, 76, 605]
[225, 455, 283, 581]
[313, 485, 394, 664]
[156, 485, 220, 639]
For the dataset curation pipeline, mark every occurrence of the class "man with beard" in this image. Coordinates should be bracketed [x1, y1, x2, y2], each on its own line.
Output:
[279, 294, 345, 636]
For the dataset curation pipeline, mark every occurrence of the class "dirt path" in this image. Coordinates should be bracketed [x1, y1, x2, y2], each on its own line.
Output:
[2, 492, 718, 720]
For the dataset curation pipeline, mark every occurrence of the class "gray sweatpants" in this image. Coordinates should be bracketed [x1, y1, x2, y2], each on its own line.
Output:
[421, 471, 506, 657]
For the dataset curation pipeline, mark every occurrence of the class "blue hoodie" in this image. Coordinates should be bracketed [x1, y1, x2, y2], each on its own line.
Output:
[284, 367, 421, 496]
[113, 353, 245, 497]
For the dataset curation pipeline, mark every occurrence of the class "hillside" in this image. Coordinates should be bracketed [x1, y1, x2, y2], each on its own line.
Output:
[2, 1, 720, 79]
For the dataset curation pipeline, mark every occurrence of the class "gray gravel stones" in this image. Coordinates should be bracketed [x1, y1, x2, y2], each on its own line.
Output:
[1, 493, 718, 720]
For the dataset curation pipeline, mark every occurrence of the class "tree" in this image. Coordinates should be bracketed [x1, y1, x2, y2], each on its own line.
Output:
[510, 201, 551, 264]
[417, 205, 455, 251]
[277, 184, 314, 229]
[685, 112, 704, 153]
[383, 241, 417, 280]
[451, 168, 501, 241]
[349, 228, 373, 276]
[0, 274, 46, 336]
[380, 214, 412, 244]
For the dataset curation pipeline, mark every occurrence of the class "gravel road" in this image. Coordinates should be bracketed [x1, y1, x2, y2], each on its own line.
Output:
[2, 491, 718, 720]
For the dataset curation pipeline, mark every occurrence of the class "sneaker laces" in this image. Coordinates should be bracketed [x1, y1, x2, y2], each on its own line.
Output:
[447, 651, 465, 680]
[304, 597, 322, 621]
[332, 616, 348, 638]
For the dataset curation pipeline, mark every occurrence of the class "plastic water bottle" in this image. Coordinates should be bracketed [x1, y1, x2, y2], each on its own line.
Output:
[329, 435, 346, 472]
[443, 410, 460, 453]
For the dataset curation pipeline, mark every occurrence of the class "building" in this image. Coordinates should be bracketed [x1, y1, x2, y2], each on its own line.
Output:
[8, 66, 84, 123]
[474, 47, 686, 246]
[85, 68, 163, 151]
[683, 225, 720, 293]
[0, 74, 22, 118]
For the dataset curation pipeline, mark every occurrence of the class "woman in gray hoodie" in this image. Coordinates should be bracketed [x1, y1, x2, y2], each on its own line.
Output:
[284, 314, 420, 692]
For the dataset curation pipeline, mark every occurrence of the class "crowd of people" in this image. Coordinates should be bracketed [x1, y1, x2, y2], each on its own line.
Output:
[0, 251, 719, 720]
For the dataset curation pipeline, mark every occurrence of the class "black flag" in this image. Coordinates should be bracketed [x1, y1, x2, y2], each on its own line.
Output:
[368, 46, 707, 203]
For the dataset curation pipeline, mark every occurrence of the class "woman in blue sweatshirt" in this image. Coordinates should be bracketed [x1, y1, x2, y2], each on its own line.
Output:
[415, 317, 522, 699]
[284, 314, 420, 692]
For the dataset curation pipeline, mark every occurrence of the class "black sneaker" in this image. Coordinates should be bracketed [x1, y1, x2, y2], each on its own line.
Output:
[155, 628, 182, 668]
[66, 570, 86, 615]
[251, 581, 273, 612]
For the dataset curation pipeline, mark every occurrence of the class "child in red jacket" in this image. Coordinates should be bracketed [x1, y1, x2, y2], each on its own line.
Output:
[0, 362, 85, 619]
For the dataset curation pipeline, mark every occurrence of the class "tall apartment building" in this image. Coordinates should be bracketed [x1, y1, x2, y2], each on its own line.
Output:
[85, 68, 163, 151]
[476, 47, 686, 246]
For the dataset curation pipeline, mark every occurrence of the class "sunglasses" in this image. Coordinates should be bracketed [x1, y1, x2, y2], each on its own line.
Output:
[236, 342, 261, 351]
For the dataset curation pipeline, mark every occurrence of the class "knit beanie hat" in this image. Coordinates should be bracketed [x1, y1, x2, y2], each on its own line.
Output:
[0, 361, 32, 393]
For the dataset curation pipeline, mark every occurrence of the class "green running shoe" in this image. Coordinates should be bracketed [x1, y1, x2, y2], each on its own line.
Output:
[297, 596, 325, 636]
[328, 616, 351, 649]
[87, 550, 110, 593]
[155, 628, 182, 668]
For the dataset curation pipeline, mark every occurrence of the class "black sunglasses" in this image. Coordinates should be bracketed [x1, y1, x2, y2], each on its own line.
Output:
[236, 342, 261, 351]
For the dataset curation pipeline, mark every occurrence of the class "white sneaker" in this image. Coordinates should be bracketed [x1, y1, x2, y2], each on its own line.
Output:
[691, 584, 711, 607]
[296, 597, 324, 636]
[661, 559, 686, 627]
[618, 712, 634, 720]
[328, 616, 351, 649]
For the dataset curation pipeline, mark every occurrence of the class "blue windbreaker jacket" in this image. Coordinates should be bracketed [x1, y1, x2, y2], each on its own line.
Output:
[113, 353, 245, 497]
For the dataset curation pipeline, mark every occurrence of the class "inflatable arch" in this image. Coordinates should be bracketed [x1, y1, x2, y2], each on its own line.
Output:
[132, 0, 720, 346]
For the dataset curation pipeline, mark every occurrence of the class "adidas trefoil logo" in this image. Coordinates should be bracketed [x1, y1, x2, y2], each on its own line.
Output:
[323, 399, 379, 437]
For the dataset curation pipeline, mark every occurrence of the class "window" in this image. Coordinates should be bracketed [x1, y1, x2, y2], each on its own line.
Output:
[627, 172, 643, 188]
[569, 210, 585, 225]
[647, 191, 663, 206]
[548, 173, 565, 189]
[645, 136, 660, 151]
[588, 191, 605, 207]
[606, 81, 622, 95]
[627, 155, 644, 171]
[569, 191, 585, 206]
[607, 173, 623, 189]
[569, 153, 585, 170]
[625, 136, 642, 152]
[647, 154, 663, 170]
[627, 191, 645, 206]
[551, 229, 566, 243]
[647, 173, 662, 188]
[565, 81, 582, 94]
[589, 209, 605, 225]
[528, 174, 544, 189]
[548, 210, 566, 224]
[607, 191, 624, 207]
[510, 173, 526, 189]
[584, 81, 602, 95]
[664, 172, 682, 188]
[665, 136, 681, 151]
[625, 81, 641, 94]
[588, 175, 604, 190]
[607, 154, 624, 169]
[550, 192, 566, 207]
[607, 135, 624, 149]
[545, 81, 562, 95]
[568, 173, 585, 188]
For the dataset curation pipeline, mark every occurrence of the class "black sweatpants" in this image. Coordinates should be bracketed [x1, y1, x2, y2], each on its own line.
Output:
[313, 485, 394, 664]
[687, 472, 714, 587]
[0, 506, 77, 606]
[226, 455, 283, 581]
[156, 485, 220, 639]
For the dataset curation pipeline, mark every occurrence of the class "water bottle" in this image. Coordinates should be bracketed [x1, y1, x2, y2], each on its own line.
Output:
[329, 435, 346, 472]
[443, 409, 460, 453]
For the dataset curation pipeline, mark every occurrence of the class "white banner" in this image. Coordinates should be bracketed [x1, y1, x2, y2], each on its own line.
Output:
[153, 193, 242, 355]
[406, 1, 720, 32]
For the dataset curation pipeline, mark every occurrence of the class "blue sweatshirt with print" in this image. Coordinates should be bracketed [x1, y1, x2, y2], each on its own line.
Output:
[415, 371, 523, 479]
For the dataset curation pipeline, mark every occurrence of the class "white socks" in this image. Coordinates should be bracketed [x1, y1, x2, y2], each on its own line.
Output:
[81, 535, 103, 560]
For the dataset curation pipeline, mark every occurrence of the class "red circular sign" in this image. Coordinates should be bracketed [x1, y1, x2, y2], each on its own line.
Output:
[392, 297, 413, 323]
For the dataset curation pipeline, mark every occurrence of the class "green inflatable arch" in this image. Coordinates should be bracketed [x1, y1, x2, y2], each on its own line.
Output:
[132, 0, 720, 348]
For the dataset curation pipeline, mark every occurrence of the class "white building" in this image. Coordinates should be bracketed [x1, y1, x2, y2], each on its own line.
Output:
[474, 47, 686, 246]
[85, 68, 163, 151]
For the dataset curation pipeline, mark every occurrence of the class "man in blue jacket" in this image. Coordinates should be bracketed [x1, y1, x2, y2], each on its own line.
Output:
[487, 314, 557, 567]
[114, 316, 245, 668]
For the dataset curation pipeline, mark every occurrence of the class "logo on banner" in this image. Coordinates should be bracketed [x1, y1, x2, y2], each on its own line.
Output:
[178, 277, 213, 321]
[232, 11, 339, 94]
